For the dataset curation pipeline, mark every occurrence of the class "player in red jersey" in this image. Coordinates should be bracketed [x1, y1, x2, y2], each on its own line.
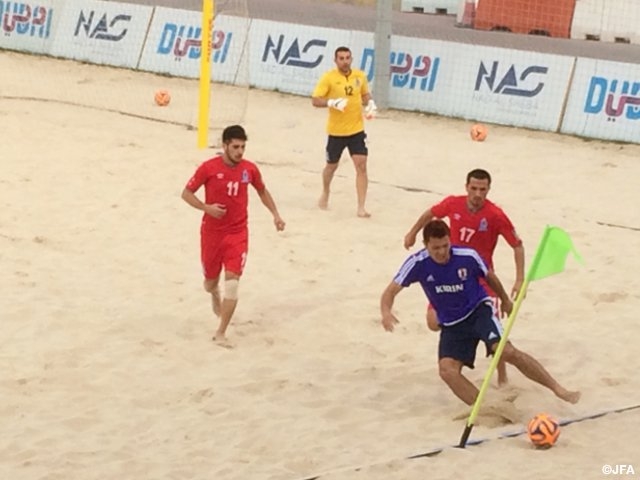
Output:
[403, 169, 524, 385]
[181, 125, 285, 346]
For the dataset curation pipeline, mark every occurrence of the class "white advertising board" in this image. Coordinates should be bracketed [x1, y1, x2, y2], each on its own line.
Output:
[138, 7, 250, 84]
[248, 19, 350, 96]
[50, 0, 152, 68]
[0, 0, 58, 54]
[349, 35, 573, 130]
[561, 57, 640, 143]
[353, 33, 458, 116]
[445, 45, 575, 131]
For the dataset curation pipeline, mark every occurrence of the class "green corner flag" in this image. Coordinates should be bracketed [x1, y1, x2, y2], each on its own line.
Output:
[527, 226, 584, 282]
[458, 225, 583, 448]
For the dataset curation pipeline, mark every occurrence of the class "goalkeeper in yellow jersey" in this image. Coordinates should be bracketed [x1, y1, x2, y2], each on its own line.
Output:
[311, 46, 377, 218]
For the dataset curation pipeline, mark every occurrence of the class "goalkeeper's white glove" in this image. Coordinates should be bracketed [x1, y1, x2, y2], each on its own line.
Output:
[327, 98, 348, 112]
[364, 99, 377, 119]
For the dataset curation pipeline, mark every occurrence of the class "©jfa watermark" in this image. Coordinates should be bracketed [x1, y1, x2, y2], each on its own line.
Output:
[602, 464, 636, 475]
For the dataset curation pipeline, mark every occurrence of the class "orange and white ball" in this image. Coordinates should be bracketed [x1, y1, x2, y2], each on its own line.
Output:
[527, 413, 560, 449]
[154, 89, 171, 107]
[470, 123, 488, 142]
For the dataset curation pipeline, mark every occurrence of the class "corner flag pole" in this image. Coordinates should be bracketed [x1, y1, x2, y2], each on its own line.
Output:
[197, 0, 214, 149]
[458, 226, 554, 448]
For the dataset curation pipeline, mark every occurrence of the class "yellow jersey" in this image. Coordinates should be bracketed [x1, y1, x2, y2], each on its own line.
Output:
[312, 68, 370, 136]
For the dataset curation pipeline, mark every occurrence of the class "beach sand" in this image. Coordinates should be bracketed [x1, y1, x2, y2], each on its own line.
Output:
[1, 50, 640, 479]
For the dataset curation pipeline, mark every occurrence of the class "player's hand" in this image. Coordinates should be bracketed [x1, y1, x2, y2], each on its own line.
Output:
[403, 232, 416, 250]
[274, 216, 286, 231]
[511, 280, 524, 300]
[327, 98, 348, 112]
[500, 298, 513, 318]
[381, 312, 400, 332]
[206, 203, 227, 219]
[364, 99, 377, 119]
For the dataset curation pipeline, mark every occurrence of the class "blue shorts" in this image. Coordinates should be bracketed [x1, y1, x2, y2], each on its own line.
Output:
[438, 302, 503, 369]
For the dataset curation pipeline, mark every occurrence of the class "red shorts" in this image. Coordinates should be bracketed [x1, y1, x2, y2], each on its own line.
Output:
[201, 230, 248, 279]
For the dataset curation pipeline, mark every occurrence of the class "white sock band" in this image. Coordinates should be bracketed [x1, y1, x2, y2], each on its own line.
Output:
[224, 279, 239, 300]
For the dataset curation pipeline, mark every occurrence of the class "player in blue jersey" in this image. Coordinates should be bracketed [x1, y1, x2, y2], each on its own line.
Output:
[380, 219, 580, 406]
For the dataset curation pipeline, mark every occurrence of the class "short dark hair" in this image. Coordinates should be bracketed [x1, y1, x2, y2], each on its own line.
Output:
[466, 168, 491, 185]
[423, 219, 450, 243]
[222, 125, 248, 143]
[334, 46, 351, 58]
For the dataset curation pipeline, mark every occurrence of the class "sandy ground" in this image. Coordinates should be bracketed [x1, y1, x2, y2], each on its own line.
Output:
[1, 50, 640, 480]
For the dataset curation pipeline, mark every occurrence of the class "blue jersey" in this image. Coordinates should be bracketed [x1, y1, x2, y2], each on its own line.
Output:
[394, 246, 491, 326]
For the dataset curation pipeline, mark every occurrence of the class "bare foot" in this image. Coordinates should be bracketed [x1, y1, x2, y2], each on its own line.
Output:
[212, 333, 234, 349]
[318, 193, 329, 210]
[496, 385, 520, 403]
[357, 209, 371, 218]
[556, 388, 581, 404]
[211, 291, 221, 317]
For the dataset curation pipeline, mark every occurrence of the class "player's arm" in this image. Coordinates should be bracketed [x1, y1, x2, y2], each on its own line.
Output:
[485, 271, 513, 316]
[404, 208, 435, 249]
[512, 243, 525, 298]
[181, 187, 205, 211]
[311, 74, 330, 107]
[311, 73, 348, 111]
[360, 75, 376, 117]
[182, 188, 227, 219]
[313, 96, 348, 111]
[380, 281, 403, 332]
[498, 212, 525, 298]
[256, 187, 285, 231]
[311, 96, 331, 107]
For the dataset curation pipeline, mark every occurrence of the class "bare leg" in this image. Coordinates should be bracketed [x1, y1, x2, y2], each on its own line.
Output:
[213, 273, 240, 345]
[215, 297, 238, 342]
[500, 343, 580, 404]
[431, 308, 506, 385]
[497, 359, 509, 386]
[318, 162, 339, 210]
[211, 288, 221, 316]
[439, 358, 478, 406]
[352, 154, 370, 218]
[204, 276, 238, 345]
[492, 299, 508, 386]
[203, 278, 220, 316]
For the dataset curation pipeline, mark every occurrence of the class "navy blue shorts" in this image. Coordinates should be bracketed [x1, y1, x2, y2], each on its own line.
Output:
[438, 302, 503, 369]
[325, 131, 368, 163]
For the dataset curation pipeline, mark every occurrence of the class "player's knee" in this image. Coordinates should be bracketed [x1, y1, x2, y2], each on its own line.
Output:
[203, 279, 219, 294]
[224, 279, 239, 300]
[352, 156, 367, 172]
[325, 161, 339, 171]
[499, 342, 518, 362]
[439, 360, 461, 383]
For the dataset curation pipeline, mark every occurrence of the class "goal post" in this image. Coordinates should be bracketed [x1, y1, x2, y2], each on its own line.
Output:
[374, 0, 392, 109]
[197, 0, 214, 149]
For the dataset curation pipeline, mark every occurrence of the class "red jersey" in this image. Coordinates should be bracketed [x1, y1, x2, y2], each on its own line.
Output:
[430, 195, 521, 269]
[185, 156, 265, 234]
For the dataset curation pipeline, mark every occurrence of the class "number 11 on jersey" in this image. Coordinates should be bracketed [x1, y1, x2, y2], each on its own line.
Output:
[227, 181, 239, 196]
